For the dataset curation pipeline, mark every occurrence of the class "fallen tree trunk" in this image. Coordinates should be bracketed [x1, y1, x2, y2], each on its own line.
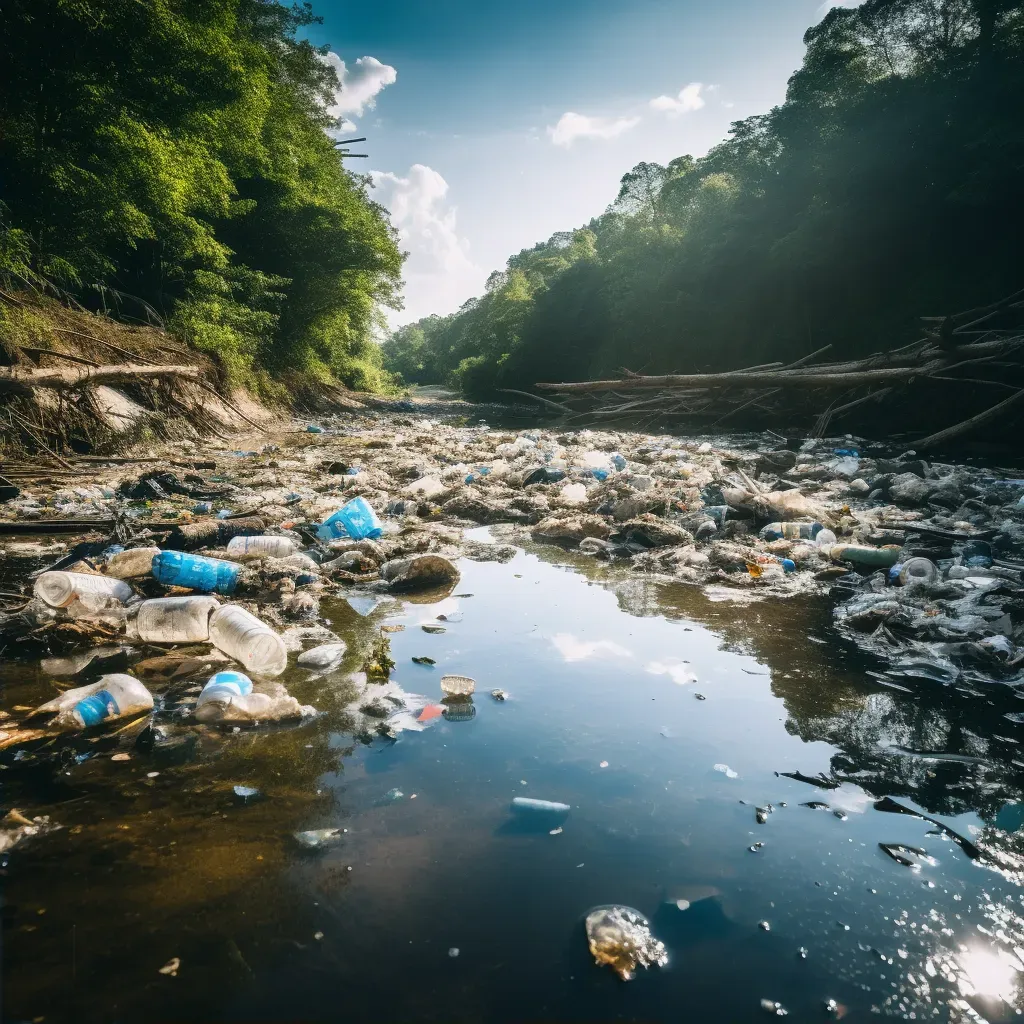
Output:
[0, 362, 207, 396]
[536, 361, 948, 394]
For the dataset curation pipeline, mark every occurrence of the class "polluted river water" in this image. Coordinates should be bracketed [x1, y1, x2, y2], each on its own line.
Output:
[3, 420, 1024, 1023]
[4, 533, 1024, 1021]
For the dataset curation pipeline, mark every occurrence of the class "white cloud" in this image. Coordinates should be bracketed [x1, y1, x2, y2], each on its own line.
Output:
[650, 82, 706, 117]
[646, 660, 698, 685]
[321, 52, 397, 129]
[547, 112, 641, 147]
[550, 633, 632, 662]
[372, 164, 485, 326]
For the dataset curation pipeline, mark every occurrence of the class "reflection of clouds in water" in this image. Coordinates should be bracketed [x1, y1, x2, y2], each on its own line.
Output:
[646, 660, 697, 685]
[550, 634, 632, 663]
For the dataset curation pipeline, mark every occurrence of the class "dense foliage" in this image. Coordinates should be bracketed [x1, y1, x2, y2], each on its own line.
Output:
[0, 0, 403, 391]
[383, 0, 1024, 399]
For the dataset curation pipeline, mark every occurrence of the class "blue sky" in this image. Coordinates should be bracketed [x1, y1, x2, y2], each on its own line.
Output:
[305, 1, 851, 326]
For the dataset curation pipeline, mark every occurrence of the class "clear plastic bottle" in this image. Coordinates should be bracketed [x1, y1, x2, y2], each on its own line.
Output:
[759, 522, 823, 542]
[226, 535, 299, 558]
[899, 557, 939, 588]
[48, 674, 154, 729]
[152, 550, 240, 594]
[209, 605, 288, 676]
[131, 596, 221, 642]
[106, 547, 161, 579]
[34, 571, 133, 609]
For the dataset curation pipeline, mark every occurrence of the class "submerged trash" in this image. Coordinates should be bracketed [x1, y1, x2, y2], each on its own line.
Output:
[510, 797, 570, 816]
[760, 999, 789, 1016]
[584, 905, 668, 981]
[30, 674, 153, 730]
[297, 642, 347, 671]
[195, 677, 314, 725]
[491, 688, 509, 701]
[293, 828, 342, 849]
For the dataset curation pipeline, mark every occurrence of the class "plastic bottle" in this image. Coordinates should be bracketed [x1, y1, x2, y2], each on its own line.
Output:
[510, 797, 570, 815]
[829, 543, 901, 568]
[34, 571, 133, 609]
[759, 522, 823, 542]
[209, 605, 288, 676]
[152, 550, 240, 594]
[195, 670, 255, 718]
[316, 496, 383, 542]
[899, 557, 939, 588]
[106, 547, 161, 579]
[131, 596, 220, 642]
[53, 674, 154, 729]
[815, 528, 838, 548]
[226, 535, 299, 558]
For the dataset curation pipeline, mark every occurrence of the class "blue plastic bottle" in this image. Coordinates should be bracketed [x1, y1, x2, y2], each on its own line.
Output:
[316, 496, 384, 541]
[196, 670, 254, 711]
[152, 550, 240, 595]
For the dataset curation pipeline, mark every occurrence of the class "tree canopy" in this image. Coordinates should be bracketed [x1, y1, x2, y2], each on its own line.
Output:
[382, 0, 1024, 400]
[0, 0, 404, 391]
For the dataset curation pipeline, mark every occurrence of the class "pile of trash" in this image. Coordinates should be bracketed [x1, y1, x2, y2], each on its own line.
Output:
[4, 413, 1024, 785]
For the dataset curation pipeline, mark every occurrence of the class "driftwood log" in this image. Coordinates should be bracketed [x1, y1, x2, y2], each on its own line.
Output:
[533, 288, 1024, 450]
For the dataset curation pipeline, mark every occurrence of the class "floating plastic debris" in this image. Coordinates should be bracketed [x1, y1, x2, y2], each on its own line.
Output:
[714, 763, 738, 778]
[584, 905, 668, 981]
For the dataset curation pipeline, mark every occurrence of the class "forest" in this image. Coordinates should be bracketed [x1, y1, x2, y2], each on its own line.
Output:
[382, 0, 1024, 401]
[0, 0, 404, 394]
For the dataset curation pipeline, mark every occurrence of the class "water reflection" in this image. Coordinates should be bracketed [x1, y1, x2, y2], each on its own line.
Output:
[4, 533, 1024, 1021]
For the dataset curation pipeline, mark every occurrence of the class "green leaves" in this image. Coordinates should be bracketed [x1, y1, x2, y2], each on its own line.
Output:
[0, 0, 403, 389]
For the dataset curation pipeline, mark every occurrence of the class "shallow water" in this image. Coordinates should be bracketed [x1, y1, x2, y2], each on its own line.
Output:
[4, 529, 1024, 1022]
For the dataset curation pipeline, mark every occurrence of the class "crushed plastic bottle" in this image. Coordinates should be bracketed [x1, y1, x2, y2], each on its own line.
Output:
[131, 596, 221, 643]
[209, 605, 288, 676]
[152, 551, 240, 594]
[34, 571, 133, 609]
[317, 496, 383, 542]
[195, 675, 311, 723]
[585, 905, 668, 980]
[226, 535, 298, 558]
[32, 674, 154, 730]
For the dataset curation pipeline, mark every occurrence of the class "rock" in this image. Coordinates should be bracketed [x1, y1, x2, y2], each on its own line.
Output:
[380, 554, 460, 590]
[620, 515, 694, 548]
[889, 473, 933, 507]
[442, 494, 523, 525]
[754, 450, 797, 476]
[531, 514, 611, 547]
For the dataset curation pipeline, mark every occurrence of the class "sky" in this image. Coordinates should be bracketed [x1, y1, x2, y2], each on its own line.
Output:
[305, 1, 855, 328]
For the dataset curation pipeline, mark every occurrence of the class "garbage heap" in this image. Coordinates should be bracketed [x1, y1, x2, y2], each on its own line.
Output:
[2, 415, 1024, 763]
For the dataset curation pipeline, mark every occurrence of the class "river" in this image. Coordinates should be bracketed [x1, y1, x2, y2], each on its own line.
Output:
[2, 427, 1024, 1023]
